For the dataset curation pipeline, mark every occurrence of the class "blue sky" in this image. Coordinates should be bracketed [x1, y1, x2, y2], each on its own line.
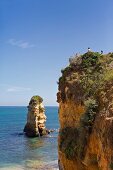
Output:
[0, 0, 113, 106]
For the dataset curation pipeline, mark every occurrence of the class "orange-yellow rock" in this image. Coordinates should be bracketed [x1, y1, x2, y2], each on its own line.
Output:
[57, 52, 113, 170]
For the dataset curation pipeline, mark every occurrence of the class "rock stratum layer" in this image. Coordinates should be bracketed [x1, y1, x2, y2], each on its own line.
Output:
[57, 52, 113, 170]
[24, 95, 48, 137]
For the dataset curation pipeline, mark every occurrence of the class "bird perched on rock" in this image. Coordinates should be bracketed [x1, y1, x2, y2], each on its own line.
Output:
[101, 50, 103, 54]
[88, 47, 91, 52]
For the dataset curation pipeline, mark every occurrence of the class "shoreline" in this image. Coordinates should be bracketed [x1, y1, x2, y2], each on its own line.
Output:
[0, 160, 59, 170]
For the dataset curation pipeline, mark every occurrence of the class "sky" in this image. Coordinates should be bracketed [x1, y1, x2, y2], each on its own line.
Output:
[0, 0, 113, 106]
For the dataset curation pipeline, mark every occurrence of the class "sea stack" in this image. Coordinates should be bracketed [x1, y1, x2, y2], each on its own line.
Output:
[24, 95, 48, 137]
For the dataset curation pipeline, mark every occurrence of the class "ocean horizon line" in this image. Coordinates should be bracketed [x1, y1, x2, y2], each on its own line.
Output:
[0, 105, 58, 107]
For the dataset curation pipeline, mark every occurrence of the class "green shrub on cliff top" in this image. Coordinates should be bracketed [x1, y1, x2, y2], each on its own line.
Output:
[58, 51, 107, 102]
[59, 51, 113, 104]
[81, 52, 101, 68]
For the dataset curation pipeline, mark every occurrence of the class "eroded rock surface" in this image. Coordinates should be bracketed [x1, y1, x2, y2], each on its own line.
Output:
[24, 95, 49, 137]
[57, 52, 113, 170]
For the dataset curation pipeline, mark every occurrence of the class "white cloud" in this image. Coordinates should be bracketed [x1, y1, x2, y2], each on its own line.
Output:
[7, 86, 31, 92]
[7, 39, 35, 49]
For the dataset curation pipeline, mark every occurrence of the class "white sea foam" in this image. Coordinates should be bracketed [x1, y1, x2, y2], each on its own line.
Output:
[0, 165, 24, 170]
[0, 160, 59, 170]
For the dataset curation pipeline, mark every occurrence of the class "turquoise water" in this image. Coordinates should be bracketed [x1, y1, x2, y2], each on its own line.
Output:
[0, 106, 59, 170]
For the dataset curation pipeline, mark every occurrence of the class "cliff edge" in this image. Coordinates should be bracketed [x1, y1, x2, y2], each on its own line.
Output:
[57, 51, 113, 170]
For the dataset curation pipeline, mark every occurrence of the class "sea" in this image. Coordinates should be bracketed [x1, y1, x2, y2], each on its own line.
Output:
[0, 106, 59, 170]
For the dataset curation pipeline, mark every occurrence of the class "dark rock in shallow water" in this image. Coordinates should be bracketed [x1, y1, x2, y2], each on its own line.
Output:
[18, 132, 24, 136]
[24, 95, 49, 137]
[11, 132, 24, 136]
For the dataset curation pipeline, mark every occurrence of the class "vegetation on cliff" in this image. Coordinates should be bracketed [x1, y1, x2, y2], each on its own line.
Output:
[58, 51, 113, 167]
[30, 95, 43, 104]
[58, 52, 113, 103]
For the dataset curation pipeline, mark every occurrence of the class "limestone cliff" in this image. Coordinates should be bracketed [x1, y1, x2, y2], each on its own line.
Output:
[24, 95, 48, 137]
[57, 52, 113, 170]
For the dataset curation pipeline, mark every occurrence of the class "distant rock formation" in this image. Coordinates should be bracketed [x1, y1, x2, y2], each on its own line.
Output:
[57, 51, 113, 170]
[24, 95, 49, 137]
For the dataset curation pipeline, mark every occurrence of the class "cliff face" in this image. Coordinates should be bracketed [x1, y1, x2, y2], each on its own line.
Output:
[57, 52, 113, 170]
[24, 95, 48, 137]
